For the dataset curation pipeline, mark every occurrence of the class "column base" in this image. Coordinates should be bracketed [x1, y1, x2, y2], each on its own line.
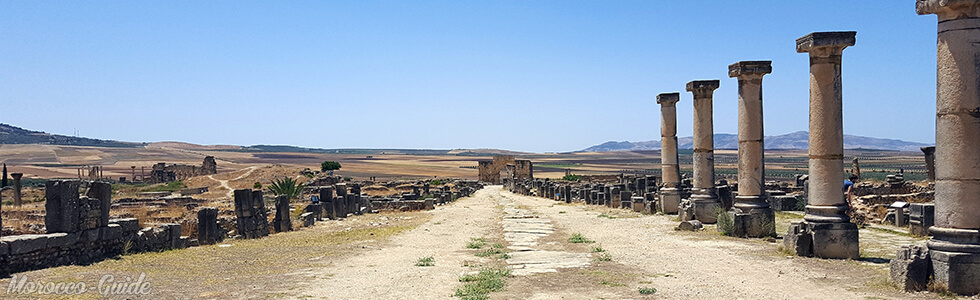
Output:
[659, 188, 681, 214]
[680, 196, 721, 223]
[784, 221, 859, 259]
[930, 249, 980, 295]
[927, 227, 980, 295]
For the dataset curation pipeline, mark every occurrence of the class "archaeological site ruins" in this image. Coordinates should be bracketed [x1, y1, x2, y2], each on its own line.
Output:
[0, 1, 978, 298]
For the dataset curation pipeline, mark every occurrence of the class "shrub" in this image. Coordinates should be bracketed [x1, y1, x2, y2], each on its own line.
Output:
[561, 174, 582, 181]
[253, 182, 262, 189]
[638, 287, 657, 295]
[320, 161, 342, 172]
[716, 208, 735, 236]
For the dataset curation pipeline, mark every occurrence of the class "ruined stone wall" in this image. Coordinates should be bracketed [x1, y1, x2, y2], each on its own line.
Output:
[148, 156, 219, 183]
[0, 180, 184, 276]
[478, 156, 532, 184]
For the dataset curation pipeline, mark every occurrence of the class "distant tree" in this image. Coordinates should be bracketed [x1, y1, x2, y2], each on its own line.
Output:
[267, 177, 305, 200]
[321, 161, 342, 172]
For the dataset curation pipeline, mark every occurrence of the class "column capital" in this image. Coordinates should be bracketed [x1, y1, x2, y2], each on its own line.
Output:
[729, 61, 772, 79]
[10, 173, 22, 179]
[916, 0, 980, 19]
[921, 145, 937, 155]
[686, 80, 720, 99]
[656, 92, 680, 105]
[796, 32, 856, 55]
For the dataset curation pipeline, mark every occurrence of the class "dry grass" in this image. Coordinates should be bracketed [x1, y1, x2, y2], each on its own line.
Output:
[1, 211, 430, 299]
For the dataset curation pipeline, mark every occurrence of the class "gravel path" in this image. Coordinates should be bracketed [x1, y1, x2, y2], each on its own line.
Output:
[298, 187, 502, 299]
[293, 186, 942, 299]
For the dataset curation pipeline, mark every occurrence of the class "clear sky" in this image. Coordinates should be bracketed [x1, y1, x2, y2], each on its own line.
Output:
[1, 1, 939, 153]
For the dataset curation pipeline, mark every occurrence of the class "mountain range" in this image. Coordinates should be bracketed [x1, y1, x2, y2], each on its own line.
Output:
[581, 131, 931, 152]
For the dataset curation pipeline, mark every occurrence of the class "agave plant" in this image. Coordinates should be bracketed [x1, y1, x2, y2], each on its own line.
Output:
[267, 177, 305, 200]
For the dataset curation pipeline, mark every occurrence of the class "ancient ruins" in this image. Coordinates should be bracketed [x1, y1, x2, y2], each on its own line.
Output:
[478, 155, 533, 184]
[0, 2, 977, 298]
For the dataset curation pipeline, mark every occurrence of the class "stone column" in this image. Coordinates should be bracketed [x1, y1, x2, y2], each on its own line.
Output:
[797, 31, 859, 259]
[197, 207, 220, 245]
[921, 146, 936, 181]
[684, 80, 721, 223]
[729, 60, 775, 237]
[657, 92, 682, 214]
[11, 173, 23, 206]
[917, 1, 980, 294]
[273, 195, 292, 232]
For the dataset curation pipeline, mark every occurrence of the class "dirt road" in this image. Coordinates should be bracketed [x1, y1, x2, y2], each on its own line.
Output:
[296, 186, 941, 299]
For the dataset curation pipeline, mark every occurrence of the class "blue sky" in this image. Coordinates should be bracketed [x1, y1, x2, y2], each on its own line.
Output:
[1, 1, 938, 153]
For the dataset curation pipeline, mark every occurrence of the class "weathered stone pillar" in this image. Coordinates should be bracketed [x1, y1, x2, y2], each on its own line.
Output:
[11, 173, 23, 206]
[86, 181, 112, 227]
[45, 180, 80, 233]
[197, 207, 221, 245]
[273, 195, 292, 232]
[851, 157, 861, 181]
[2, 163, 7, 187]
[729, 61, 775, 237]
[682, 80, 721, 223]
[796, 31, 859, 259]
[657, 92, 682, 214]
[921, 146, 936, 181]
[319, 186, 335, 219]
[917, 1, 980, 294]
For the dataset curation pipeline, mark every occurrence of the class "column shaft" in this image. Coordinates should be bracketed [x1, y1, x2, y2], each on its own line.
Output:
[805, 49, 848, 223]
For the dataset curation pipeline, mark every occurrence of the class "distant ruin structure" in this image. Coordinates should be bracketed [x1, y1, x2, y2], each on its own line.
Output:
[149, 156, 218, 183]
[478, 155, 532, 184]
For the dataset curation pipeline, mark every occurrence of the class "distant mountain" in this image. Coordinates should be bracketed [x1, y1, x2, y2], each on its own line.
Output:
[581, 131, 931, 152]
[0, 123, 144, 148]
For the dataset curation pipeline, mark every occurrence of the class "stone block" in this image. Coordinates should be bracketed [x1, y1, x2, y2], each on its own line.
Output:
[81, 229, 100, 242]
[621, 201, 632, 210]
[676, 220, 703, 231]
[931, 250, 980, 295]
[784, 222, 813, 257]
[46, 232, 79, 248]
[770, 195, 801, 211]
[110, 218, 141, 234]
[0, 241, 8, 256]
[909, 203, 935, 236]
[103, 224, 123, 240]
[6, 234, 50, 254]
[659, 189, 681, 214]
[424, 198, 435, 210]
[301, 212, 315, 227]
[730, 210, 776, 238]
[890, 243, 930, 291]
[810, 222, 859, 260]
[632, 202, 644, 212]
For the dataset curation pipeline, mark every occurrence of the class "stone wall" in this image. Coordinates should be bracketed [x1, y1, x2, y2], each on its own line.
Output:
[0, 180, 185, 276]
[478, 156, 533, 184]
[148, 156, 219, 183]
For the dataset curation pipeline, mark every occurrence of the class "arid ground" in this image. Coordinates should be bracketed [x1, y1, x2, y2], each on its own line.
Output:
[0, 186, 950, 299]
[0, 144, 943, 299]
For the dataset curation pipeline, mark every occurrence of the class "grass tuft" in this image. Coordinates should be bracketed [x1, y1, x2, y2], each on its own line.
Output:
[467, 237, 488, 249]
[568, 233, 594, 244]
[415, 256, 435, 267]
[592, 246, 605, 253]
[456, 268, 511, 299]
[638, 287, 657, 294]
